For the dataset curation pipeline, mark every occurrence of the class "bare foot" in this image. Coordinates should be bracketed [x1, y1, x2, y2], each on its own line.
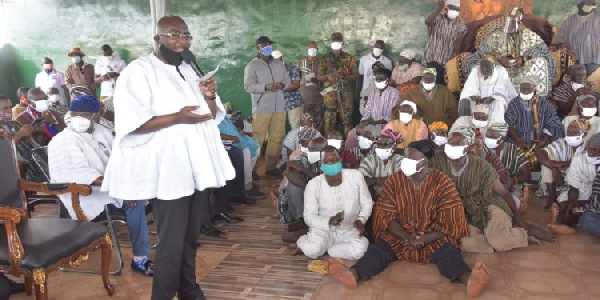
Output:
[467, 262, 490, 298]
[550, 203, 559, 225]
[327, 257, 357, 289]
[528, 235, 541, 245]
[546, 224, 576, 235]
[520, 186, 530, 214]
[527, 225, 557, 242]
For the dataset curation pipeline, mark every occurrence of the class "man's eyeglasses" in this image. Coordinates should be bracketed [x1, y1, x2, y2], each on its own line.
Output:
[158, 33, 193, 41]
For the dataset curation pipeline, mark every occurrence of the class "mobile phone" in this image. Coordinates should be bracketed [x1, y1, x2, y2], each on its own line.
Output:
[32, 119, 43, 127]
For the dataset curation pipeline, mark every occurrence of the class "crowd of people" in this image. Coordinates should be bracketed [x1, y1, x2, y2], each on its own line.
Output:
[0, 0, 599, 298]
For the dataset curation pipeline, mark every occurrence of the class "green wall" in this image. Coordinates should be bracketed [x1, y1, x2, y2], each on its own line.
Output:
[0, 0, 579, 116]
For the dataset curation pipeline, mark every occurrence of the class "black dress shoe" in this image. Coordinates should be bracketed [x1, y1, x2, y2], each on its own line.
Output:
[201, 224, 226, 238]
[212, 212, 243, 224]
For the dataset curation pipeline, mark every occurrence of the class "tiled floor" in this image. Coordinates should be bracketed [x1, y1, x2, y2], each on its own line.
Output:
[9, 178, 600, 299]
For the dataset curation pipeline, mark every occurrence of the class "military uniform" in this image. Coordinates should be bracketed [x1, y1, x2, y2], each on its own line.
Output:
[318, 51, 357, 135]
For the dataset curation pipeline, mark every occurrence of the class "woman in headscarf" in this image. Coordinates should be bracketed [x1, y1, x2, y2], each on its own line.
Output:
[327, 140, 491, 298]
[382, 100, 428, 151]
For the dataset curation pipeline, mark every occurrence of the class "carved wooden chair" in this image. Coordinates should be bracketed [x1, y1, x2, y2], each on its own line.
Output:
[0, 135, 115, 299]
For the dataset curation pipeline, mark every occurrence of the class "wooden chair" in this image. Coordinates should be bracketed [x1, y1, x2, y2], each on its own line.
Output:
[0, 135, 115, 299]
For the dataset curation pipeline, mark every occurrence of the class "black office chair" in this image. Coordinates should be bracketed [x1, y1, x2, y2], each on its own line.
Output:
[0, 135, 115, 299]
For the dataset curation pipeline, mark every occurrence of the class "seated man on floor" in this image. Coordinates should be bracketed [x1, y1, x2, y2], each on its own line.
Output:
[505, 76, 564, 150]
[327, 140, 491, 298]
[361, 67, 401, 128]
[383, 100, 427, 151]
[563, 94, 600, 143]
[400, 68, 458, 125]
[0, 94, 46, 182]
[549, 132, 600, 232]
[278, 113, 321, 171]
[327, 130, 359, 168]
[459, 53, 516, 124]
[430, 126, 555, 253]
[451, 104, 491, 137]
[358, 135, 403, 200]
[389, 49, 423, 94]
[48, 95, 154, 276]
[537, 120, 588, 210]
[347, 123, 380, 162]
[297, 146, 373, 260]
[578, 170, 600, 237]
[551, 64, 597, 118]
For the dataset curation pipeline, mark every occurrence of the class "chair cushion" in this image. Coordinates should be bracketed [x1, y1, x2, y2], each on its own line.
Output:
[0, 218, 108, 271]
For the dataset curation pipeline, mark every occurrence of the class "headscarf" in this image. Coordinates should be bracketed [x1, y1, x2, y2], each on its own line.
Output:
[381, 128, 404, 144]
[445, 0, 460, 7]
[449, 126, 475, 145]
[407, 140, 438, 159]
[576, 94, 597, 106]
[399, 100, 418, 114]
[568, 119, 591, 132]
[473, 104, 489, 115]
[399, 49, 416, 60]
[428, 121, 448, 132]
[69, 95, 100, 113]
[487, 122, 509, 137]
[300, 112, 314, 124]
[423, 68, 437, 77]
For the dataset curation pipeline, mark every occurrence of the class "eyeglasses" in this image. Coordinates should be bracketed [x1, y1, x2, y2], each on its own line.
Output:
[158, 33, 193, 41]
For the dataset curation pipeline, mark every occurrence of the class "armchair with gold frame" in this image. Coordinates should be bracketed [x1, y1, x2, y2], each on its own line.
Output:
[0, 135, 115, 299]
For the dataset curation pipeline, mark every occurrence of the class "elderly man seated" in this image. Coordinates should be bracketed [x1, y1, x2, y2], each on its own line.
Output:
[326, 130, 359, 168]
[459, 53, 516, 124]
[358, 135, 403, 200]
[451, 104, 491, 137]
[563, 94, 600, 143]
[278, 113, 321, 171]
[48, 95, 154, 276]
[296, 146, 373, 260]
[383, 100, 428, 150]
[327, 140, 491, 298]
[551, 64, 597, 118]
[16, 87, 66, 145]
[429, 121, 449, 148]
[430, 126, 555, 252]
[389, 49, 424, 94]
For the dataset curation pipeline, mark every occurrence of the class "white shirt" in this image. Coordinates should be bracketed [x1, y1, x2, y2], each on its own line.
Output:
[35, 69, 66, 105]
[558, 152, 598, 202]
[358, 53, 393, 97]
[49, 125, 119, 220]
[101, 53, 235, 201]
[95, 56, 127, 97]
[303, 169, 373, 231]
[459, 64, 517, 124]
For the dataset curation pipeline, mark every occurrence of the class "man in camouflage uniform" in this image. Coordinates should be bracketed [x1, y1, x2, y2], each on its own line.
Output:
[318, 32, 359, 135]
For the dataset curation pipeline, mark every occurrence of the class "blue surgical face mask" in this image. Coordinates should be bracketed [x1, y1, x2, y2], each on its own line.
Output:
[71, 56, 81, 64]
[261, 45, 273, 57]
[321, 162, 343, 176]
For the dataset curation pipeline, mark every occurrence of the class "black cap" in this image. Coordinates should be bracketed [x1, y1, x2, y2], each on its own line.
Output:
[41, 57, 53, 64]
[256, 36, 274, 45]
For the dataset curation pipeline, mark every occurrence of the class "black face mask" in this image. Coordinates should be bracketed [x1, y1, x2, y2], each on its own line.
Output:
[159, 44, 183, 66]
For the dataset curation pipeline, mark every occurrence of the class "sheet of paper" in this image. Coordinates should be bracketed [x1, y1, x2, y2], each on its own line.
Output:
[200, 64, 219, 82]
[304, 72, 315, 86]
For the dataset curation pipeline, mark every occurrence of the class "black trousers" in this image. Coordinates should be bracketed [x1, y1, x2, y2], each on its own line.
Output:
[150, 191, 208, 300]
[353, 240, 471, 282]
[214, 147, 245, 215]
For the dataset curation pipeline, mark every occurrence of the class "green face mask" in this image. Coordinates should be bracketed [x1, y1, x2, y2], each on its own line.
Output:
[582, 5, 597, 13]
[320, 162, 342, 177]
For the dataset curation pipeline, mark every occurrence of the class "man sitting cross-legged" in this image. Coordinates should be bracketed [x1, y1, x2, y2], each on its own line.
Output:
[327, 140, 490, 298]
[296, 146, 373, 260]
[48, 95, 154, 276]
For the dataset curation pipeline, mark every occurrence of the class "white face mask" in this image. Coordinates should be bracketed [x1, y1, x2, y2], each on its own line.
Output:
[68, 116, 92, 133]
[484, 137, 501, 149]
[400, 157, 424, 177]
[447, 10, 460, 20]
[372, 48, 383, 57]
[399, 112, 413, 124]
[432, 134, 448, 146]
[300, 146, 309, 154]
[331, 42, 343, 51]
[581, 107, 598, 117]
[307, 151, 321, 164]
[444, 144, 467, 160]
[422, 82, 435, 91]
[572, 82, 585, 91]
[327, 139, 343, 150]
[565, 135, 584, 147]
[586, 153, 600, 165]
[396, 64, 409, 72]
[375, 80, 388, 90]
[308, 48, 318, 57]
[48, 95, 60, 104]
[358, 136, 373, 149]
[472, 118, 489, 129]
[520, 92, 534, 101]
[33, 100, 49, 113]
[375, 147, 393, 160]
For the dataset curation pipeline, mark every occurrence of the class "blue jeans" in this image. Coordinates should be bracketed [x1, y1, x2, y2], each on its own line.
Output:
[113, 201, 151, 257]
[579, 212, 600, 237]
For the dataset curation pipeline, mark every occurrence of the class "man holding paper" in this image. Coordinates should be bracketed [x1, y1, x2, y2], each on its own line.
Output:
[101, 16, 234, 300]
